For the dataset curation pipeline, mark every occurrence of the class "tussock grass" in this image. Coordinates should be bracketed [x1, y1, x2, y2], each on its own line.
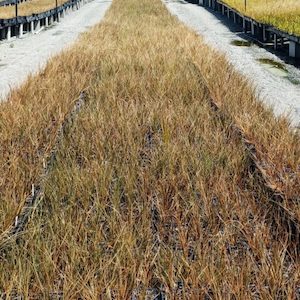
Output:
[0, 0, 67, 19]
[0, 43, 98, 235]
[0, 0, 299, 297]
[223, 0, 300, 36]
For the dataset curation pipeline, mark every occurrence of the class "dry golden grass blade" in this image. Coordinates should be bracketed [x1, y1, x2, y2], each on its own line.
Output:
[190, 46, 300, 223]
[0, 0, 299, 298]
[189, 59, 300, 245]
[0, 91, 87, 248]
[0, 43, 99, 235]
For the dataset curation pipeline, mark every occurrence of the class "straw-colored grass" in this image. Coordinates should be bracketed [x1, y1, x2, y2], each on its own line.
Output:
[0, 0, 299, 297]
[0, 0, 67, 19]
[223, 0, 300, 36]
[0, 44, 96, 235]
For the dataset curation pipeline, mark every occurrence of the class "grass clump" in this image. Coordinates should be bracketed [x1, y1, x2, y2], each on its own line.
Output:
[0, 0, 299, 297]
[258, 58, 287, 70]
[0, 34, 100, 236]
[231, 39, 252, 47]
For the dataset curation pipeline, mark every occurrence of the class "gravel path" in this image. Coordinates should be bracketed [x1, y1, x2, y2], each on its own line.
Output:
[0, 0, 111, 99]
[164, 0, 300, 127]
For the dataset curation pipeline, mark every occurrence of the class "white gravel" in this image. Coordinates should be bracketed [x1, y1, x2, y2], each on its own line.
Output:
[164, 0, 300, 127]
[0, 0, 111, 99]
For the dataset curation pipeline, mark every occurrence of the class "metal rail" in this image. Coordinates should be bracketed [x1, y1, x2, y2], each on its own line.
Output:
[187, 0, 300, 59]
[0, 0, 30, 8]
[0, 0, 89, 41]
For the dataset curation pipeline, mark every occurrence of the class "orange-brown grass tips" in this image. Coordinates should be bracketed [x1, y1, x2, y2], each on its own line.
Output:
[0, 0, 299, 298]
